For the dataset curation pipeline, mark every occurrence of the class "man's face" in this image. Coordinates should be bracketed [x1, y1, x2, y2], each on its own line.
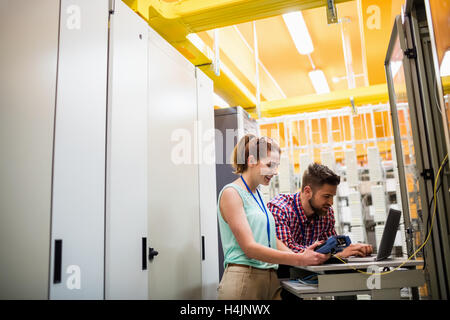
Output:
[307, 184, 337, 216]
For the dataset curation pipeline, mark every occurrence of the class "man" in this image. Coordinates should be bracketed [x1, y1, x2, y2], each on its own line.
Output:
[267, 162, 373, 259]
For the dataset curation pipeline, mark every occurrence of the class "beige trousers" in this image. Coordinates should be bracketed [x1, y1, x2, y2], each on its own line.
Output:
[217, 264, 282, 300]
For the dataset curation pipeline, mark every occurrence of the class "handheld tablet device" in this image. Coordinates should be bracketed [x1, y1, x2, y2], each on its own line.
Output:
[314, 235, 351, 254]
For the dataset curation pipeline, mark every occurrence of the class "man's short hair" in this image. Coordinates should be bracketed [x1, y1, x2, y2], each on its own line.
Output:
[301, 163, 340, 192]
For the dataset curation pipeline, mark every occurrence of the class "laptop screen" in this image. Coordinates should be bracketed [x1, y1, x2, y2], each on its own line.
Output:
[377, 208, 402, 260]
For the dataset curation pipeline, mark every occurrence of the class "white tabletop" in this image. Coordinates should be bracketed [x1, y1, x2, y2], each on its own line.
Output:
[293, 257, 423, 273]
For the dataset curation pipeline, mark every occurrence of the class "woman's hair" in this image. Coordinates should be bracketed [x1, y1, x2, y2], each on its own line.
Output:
[231, 134, 281, 174]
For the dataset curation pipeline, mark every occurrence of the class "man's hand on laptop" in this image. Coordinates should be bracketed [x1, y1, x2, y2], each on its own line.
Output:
[335, 243, 373, 258]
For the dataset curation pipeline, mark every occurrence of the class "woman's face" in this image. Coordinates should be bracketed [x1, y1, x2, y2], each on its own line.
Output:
[249, 150, 280, 186]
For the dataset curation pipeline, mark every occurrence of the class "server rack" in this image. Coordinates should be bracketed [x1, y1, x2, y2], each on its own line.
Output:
[385, 0, 450, 299]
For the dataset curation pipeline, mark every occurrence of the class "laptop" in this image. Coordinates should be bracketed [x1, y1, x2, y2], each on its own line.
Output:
[346, 208, 402, 263]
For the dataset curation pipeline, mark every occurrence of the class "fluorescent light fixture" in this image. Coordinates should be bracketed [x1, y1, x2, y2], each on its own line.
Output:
[308, 70, 330, 94]
[214, 93, 230, 108]
[440, 50, 450, 77]
[282, 11, 314, 55]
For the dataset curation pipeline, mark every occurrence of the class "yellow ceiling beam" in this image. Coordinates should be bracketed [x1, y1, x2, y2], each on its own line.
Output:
[202, 29, 258, 97]
[127, 0, 352, 36]
[260, 84, 389, 117]
[123, 0, 353, 109]
[199, 61, 257, 108]
[124, 0, 256, 107]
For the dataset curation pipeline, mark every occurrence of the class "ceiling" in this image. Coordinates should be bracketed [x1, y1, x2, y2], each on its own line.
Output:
[124, 0, 406, 117]
[196, 0, 404, 107]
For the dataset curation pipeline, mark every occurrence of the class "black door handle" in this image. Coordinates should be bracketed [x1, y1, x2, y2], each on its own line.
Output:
[149, 247, 158, 260]
[142, 238, 147, 270]
[53, 239, 62, 283]
[201, 236, 205, 261]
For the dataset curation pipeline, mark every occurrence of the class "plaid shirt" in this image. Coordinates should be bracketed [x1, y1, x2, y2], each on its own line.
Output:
[267, 193, 336, 253]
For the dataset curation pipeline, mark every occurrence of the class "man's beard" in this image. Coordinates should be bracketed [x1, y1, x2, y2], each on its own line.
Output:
[309, 197, 328, 217]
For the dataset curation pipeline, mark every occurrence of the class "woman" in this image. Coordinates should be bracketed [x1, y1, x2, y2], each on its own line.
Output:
[217, 134, 330, 300]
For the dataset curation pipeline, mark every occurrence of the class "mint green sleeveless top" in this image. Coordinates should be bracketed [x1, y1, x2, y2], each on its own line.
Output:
[217, 183, 278, 270]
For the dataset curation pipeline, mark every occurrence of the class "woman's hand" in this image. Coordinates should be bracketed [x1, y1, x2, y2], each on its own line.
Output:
[295, 241, 330, 266]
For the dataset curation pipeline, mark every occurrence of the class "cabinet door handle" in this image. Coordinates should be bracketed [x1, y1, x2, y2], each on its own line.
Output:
[53, 239, 62, 283]
[142, 237, 147, 270]
[148, 247, 159, 260]
[201, 236, 205, 261]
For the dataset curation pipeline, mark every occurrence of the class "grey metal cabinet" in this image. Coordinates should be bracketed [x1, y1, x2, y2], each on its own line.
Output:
[147, 24, 203, 300]
[196, 68, 220, 300]
[49, 0, 109, 299]
[0, 0, 60, 300]
[1, 0, 217, 300]
[145, 20, 219, 301]
[105, 0, 149, 300]
[385, 0, 450, 299]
